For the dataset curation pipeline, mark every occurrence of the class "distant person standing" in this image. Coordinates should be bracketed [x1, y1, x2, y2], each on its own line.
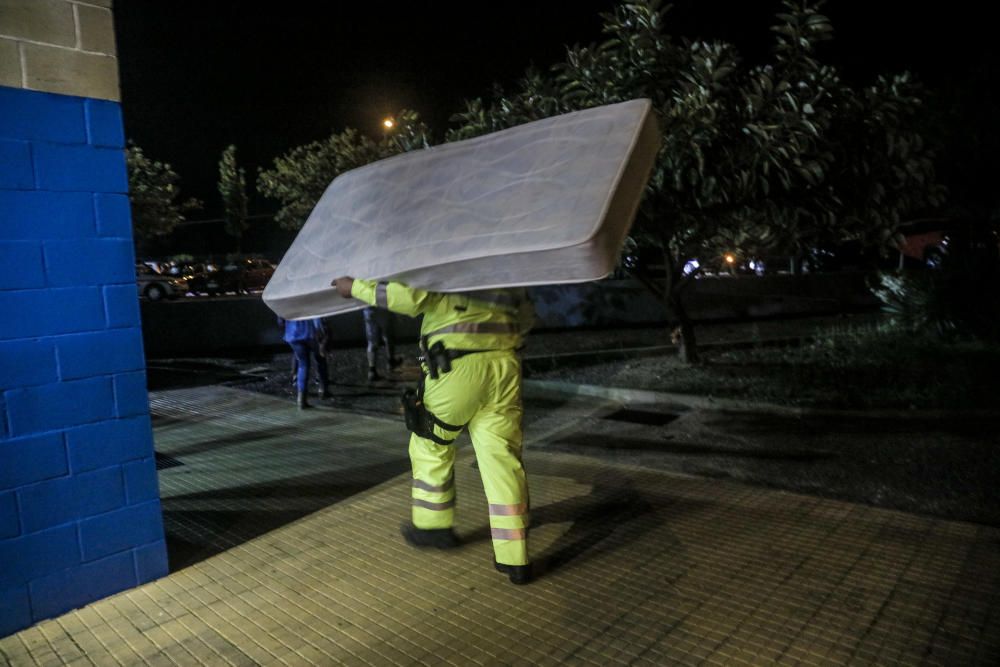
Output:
[363, 306, 401, 382]
[277, 316, 331, 409]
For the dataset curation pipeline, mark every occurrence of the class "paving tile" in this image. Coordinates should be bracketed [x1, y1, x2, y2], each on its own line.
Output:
[1, 386, 998, 665]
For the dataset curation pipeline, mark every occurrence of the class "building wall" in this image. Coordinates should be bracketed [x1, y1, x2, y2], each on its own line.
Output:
[0, 0, 168, 638]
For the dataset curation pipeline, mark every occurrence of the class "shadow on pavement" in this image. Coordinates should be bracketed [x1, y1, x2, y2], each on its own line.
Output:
[162, 459, 409, 570]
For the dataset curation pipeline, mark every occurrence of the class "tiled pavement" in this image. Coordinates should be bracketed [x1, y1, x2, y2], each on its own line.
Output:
[2, 387, 999, 665]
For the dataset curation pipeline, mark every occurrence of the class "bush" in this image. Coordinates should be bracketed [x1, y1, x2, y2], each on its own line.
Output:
[704, 322, 1000, 409]
[870, 224, 1000, 341]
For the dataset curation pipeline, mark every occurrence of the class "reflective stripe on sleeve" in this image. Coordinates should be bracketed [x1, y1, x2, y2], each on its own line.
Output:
[489, 503, 528, 517]
[424, 322, 519, 338]
[376, 282, 389, 309]
[413, 477, 454, 494]
[413, 498, 456, 511]
[490, 527, 526, 540]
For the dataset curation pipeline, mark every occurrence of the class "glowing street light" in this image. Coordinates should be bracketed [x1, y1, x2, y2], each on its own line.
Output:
[382, 117, 395, 130]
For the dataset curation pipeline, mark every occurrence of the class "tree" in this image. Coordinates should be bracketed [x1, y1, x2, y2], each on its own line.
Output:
[257, 110, 431, 230]
[448, 0, 942, 362]
[218, 144, 250, 254]
[126, 142, 201, 250]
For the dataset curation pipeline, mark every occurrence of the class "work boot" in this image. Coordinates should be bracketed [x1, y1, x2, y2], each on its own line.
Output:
[400, 523, 459, 549]
[296, 392, 310, 409]
[494, 560, 533, 585]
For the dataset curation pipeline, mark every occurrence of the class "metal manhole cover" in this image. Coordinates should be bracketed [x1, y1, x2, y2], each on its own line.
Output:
[602, 408, 678, 426]
[155, 452, 184, 470]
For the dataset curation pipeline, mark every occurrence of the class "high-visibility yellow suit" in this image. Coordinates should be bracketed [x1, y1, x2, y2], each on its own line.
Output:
[351, 279, 533, 567]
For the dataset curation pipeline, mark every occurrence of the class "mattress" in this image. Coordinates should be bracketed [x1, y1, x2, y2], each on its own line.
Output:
[263, 98, 660, 319]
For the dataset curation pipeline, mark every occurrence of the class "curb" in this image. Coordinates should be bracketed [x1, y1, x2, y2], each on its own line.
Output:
[524, 379, 1000, 420]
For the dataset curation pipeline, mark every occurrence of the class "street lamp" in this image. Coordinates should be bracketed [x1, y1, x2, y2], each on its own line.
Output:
[382, 117, 395, 130]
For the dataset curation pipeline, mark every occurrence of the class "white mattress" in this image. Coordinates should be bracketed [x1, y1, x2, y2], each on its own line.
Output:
[263, 98, 660, 319]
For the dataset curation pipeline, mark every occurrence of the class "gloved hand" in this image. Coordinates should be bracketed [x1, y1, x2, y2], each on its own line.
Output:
[333, 276, 354, 298]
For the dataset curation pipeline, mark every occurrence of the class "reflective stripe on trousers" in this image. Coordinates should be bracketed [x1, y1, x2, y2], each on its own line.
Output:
[408, 350, 529, 566]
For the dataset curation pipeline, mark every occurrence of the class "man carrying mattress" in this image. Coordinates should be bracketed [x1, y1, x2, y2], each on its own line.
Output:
[334, 276, 534, 585]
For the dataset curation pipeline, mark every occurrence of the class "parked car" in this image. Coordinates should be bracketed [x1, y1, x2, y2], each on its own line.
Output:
[184, 258, 276, 296]
[234, 258, 276, 292]
[136, 263, 188, 301]
[178, 263, 219, 295]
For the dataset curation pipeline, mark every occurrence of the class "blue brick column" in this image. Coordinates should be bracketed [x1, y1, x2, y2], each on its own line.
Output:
[0, 86, 168, 638]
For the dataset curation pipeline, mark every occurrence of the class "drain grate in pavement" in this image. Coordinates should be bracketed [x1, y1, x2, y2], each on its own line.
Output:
[155, 452, 184, 470]
[602, 408, 679, 426]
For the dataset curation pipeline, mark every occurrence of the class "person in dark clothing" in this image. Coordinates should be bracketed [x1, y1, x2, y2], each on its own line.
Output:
[363, 306, 401, 382]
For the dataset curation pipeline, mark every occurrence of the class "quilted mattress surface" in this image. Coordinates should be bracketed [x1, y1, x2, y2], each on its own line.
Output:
[264, 98, 660, 319]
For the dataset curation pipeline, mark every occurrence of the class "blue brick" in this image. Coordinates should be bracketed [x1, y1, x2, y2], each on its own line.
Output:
[33, 143, 128, 193]
[0, 433, 67, 490]
[0, 491, 18, 538]
[75, 466, 125, 517]
[0, 585, 32, 637]
[0, 241, 45, 290]
[84, 100, 125, 148]
[0, 524, 79, 589]
[0, 338, 57, 390]
[29, 551, 135, 621]
[66, 415, 153, 472]
[104, 284, 141, 328]
[56, 328, 144, 381]
[79, 500, 163, 561]
[0, 139, 33, 189]
[94, 193, 133, 238]
[123, 458, 159, 504]
[5, 376, 113, 436]
[0, 287, 104, 340]
[43, 238, 135, 286]
[0, 87, 86, 144]
[0, 190, 95, 240]
[134, 540, 168, 583]
[17, 476, 75, 533]
[113, 372, 149, 418]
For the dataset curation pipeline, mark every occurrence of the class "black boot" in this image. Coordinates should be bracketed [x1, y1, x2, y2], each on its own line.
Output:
[400, 523, 459, 549]
[368, 367, 380, 383]
[297, 392, 310, 409]
[494, 560, 533, 585]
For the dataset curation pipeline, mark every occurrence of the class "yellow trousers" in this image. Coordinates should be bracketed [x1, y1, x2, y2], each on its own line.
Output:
[408, 350, 529, 566]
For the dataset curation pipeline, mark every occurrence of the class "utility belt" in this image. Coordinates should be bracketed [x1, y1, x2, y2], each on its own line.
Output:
[419, 337, 487, 380]
[400, 338, 498, 445]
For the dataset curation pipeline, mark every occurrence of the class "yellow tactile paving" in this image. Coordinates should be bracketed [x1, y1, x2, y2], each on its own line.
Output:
[2, 387, 999, 666]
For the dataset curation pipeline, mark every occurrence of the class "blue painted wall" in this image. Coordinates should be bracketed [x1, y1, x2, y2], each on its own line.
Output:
[0, 86, 167, 637]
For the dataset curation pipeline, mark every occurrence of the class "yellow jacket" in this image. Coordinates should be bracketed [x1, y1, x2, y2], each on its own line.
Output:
[351, 280, 533, 351]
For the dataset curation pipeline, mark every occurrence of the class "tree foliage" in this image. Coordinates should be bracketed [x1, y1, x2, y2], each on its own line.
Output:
[125, 142, 200, 244]
[257, 110, 431, 230]
[447, 0, 944, 361]
[253, 1, 944, 363]
[218, 144, 250, 249]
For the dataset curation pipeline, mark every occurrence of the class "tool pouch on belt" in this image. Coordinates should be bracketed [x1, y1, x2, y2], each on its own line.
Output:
[401, 386, 436, 440]
[400, 387, 463, 445]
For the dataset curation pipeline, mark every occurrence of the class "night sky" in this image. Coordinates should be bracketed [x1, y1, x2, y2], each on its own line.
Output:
[114, 1, 998, 219]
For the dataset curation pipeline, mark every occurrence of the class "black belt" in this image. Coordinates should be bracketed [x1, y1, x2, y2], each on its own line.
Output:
[419, 338, 502, 379]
